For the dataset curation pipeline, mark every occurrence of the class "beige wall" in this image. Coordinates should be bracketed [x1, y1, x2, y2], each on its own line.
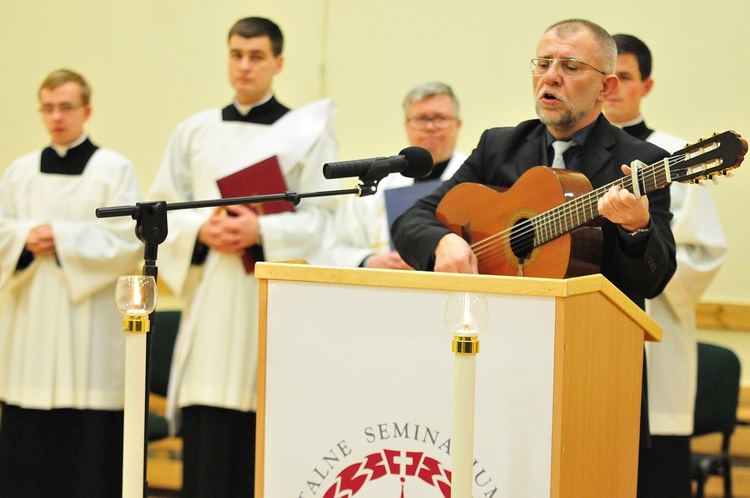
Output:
[2, 1, 749, 369]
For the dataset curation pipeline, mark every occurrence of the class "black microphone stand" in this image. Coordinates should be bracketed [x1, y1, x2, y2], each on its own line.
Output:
[96, 178, 380, 497]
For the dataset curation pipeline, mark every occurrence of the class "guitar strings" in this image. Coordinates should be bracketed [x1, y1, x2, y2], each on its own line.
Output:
[468, 154, 687, 268]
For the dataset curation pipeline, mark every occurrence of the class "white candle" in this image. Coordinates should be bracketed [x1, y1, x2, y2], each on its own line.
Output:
[122, 325, 147, 497]
[452, 347, 476, 498]
[446, 292, 486, 498]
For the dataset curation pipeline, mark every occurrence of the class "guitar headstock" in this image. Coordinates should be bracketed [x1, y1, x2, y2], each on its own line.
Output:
[671, 131, 747, 184]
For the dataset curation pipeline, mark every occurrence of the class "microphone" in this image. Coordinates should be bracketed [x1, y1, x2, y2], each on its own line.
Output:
[322, 146, 433, 180]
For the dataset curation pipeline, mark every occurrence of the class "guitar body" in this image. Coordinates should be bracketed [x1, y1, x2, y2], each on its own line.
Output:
[436, 166, 602, 278]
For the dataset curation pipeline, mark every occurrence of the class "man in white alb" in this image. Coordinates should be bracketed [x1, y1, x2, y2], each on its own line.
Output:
[0, 69, 142, 497]
[148, 16, 339, 497]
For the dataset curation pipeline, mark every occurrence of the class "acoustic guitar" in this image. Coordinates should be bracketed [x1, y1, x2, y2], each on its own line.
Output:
[435, 130, 747, 278]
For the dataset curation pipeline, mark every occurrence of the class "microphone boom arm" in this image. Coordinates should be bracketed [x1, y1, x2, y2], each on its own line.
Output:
[95, 187, 365, 220]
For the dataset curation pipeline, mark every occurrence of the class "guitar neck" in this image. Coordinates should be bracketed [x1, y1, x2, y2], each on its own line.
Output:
[533, 159, 670, 246]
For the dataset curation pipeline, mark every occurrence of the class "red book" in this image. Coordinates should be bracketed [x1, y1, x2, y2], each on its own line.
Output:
[216, 155, 294, 273]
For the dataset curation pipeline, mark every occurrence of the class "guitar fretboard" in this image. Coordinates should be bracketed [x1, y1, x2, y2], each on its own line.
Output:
[532, 158, 672, 246]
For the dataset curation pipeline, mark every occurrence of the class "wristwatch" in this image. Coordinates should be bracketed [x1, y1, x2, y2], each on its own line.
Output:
[627, 225, 651, 236]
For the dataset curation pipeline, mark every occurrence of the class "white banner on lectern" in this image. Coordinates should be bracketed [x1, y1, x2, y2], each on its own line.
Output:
[263, 279, 556, 497]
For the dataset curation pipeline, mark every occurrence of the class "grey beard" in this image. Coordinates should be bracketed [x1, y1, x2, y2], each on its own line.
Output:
[536, 104, 582, 132]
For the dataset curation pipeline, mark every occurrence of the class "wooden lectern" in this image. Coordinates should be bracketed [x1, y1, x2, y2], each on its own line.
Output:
[255, 262, 661, 498]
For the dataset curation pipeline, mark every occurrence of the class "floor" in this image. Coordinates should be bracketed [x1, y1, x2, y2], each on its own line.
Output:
[693, 421, 750, 497]
[146, 436, 182, 496]
[700, 463, 750, 497]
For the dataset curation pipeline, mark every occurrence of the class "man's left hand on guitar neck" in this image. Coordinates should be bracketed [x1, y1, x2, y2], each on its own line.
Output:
[597, 164, 652, 234]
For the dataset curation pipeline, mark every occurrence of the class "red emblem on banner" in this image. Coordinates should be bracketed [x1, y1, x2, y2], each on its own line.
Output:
[322, 449, 453, 497]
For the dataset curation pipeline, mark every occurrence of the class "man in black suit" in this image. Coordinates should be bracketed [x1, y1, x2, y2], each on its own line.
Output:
[392, 19, 677, 497]
[392, 18, 675, 310]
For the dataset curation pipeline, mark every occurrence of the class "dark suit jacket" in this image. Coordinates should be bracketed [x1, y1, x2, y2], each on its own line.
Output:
[392, 114, 677, 309]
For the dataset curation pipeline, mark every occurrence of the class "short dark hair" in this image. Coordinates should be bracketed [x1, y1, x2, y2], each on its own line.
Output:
[228, 17, 284, 56]
[612, 34, 652, 80]
[39, 69, 91, 105]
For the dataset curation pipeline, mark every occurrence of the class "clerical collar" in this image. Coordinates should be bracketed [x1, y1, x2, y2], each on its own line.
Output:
[51, 132, 88, 158]
[614, 115, 645, 128]
[233, 93, 273, 116]
[41, 137, 98, 175]
[222, 94, 290, 124]
[620, 117, 653, 142]
[416, 157, 450, 182]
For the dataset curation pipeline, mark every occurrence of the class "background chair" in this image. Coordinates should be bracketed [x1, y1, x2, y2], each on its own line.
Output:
[148, 309, 181, 441]
[146, 309, 183, 494]
[691, 342, 741, 498]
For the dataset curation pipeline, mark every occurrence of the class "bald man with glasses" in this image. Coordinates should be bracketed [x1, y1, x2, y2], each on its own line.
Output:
[392, 20, 677, 497]
[394, 19, 675, 284]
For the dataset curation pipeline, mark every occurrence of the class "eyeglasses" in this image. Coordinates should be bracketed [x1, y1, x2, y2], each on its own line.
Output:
[530, 57, 607, 77]
[38, 103, 85, 115]
[406, 116, 458, 130]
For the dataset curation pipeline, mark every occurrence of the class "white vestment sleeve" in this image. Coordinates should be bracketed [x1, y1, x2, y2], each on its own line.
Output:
[659, 183, 728, 322]
[148, 117, 213, 298]
[258, 127, 341, 264]
[53, 151, 144, 303]
[0, 153, 42, 292]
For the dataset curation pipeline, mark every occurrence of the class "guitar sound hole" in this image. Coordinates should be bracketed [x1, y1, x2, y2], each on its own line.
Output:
[510, 219, 535, 261]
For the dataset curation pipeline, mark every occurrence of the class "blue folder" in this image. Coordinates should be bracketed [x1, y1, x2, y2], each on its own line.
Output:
[384, 179, 442, 249]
